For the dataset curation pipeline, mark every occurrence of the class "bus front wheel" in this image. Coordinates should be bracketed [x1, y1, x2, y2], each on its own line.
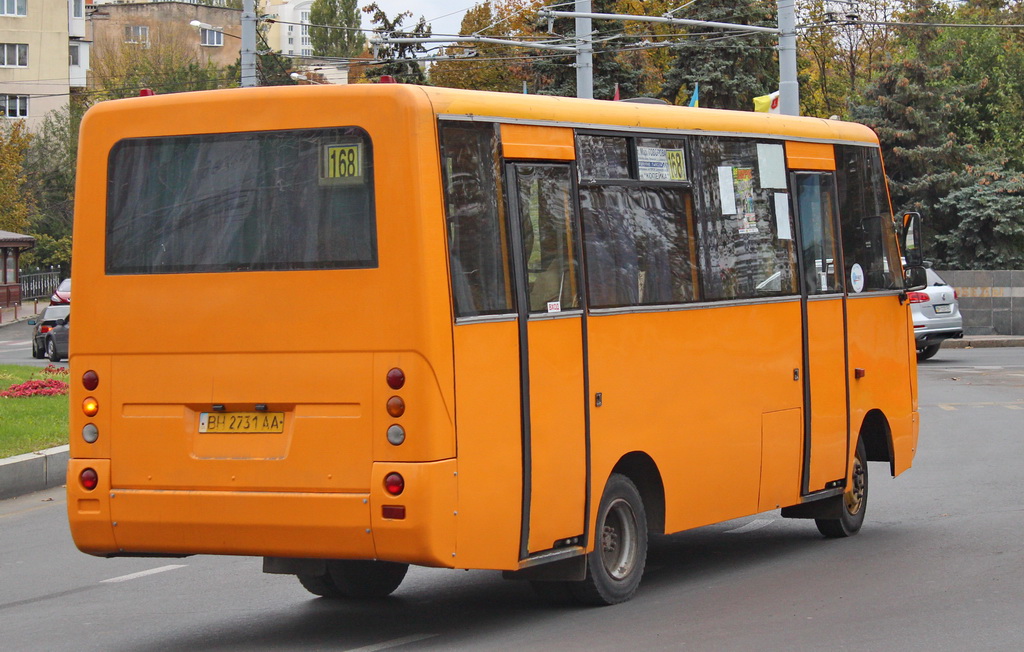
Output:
[297, 560, 409, 599]
[815, 439, 868, 538]
[571, 473, 648, 605]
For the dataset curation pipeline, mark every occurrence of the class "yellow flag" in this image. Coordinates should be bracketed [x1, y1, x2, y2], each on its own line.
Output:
[754, 91, 780, 113]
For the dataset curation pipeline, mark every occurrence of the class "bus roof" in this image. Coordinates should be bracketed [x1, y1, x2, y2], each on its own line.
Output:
[82, 84, 879, 147]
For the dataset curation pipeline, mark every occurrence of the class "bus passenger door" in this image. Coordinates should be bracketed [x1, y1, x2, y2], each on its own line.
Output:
[793, 171, 850, 494]
[506, 162, 589, 557]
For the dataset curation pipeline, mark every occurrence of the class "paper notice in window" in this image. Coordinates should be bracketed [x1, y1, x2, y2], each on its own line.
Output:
[757, 143, 787, 189]
[718, 166, 737, 214]
[774, 193, 792, 240]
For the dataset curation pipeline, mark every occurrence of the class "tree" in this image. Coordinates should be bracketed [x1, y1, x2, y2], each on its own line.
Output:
[658, 0, 778, 109]
[934, 167, 1024, 269]
[90, 24, 228, 99]
[0, 120, 33, 235]
[429, 1, 525, 93]
[309, 0, 364, 58]
[361, 3, 431, 84]
[530, 0, 644, 100]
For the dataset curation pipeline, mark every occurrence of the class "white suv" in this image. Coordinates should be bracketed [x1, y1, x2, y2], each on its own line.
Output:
[909, 268, 963, 360]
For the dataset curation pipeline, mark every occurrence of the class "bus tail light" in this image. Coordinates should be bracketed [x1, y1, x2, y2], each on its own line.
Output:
[384, 473, 404, 496]
[387, 424, 406, 446]
[80, 468, 98, 491]
[82, 424, 99, 443]
[907, 291, 929, 304]
[82, 397, 99, 417]
[386, 368, 405, 389]
[386, 396, 405, 417]
[382, 505, 406, 520]
[82, 370, 99, 391]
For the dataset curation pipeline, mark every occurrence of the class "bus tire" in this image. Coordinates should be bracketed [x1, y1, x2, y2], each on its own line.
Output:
[816, 439, 868, 538]
[298, 560, 408, 599]
[570, 473, 648, 605]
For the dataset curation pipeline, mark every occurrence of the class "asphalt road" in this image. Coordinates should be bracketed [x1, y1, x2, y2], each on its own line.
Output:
[2, 347, 1023, 651]
[0, 318, 67, 368]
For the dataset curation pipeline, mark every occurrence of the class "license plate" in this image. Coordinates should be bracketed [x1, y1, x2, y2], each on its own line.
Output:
[199, 412, 285, 433]
[934, 304, 952, 314]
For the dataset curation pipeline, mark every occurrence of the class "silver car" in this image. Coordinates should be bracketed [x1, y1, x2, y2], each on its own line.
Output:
[911, 268, 963, 360]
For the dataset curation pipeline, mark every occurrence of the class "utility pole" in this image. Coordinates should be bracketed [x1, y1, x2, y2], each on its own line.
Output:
[575, 0, 593, 100]
[776, 0, 799, 115]
[241, 0, 258, 87]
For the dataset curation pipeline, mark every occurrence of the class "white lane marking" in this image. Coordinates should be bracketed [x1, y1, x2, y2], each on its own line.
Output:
[345, 634, 439, 651]
[101, 564, 187, 583]
[938, 404, 957, 411]
[1007, 405, 1023, 411]
[725, 518, 774, 534]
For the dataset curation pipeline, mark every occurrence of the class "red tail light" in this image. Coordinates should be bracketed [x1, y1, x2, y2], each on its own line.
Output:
[386, 368, 405, 390]
[908, 291, 929, 304]
[40, 326, 52, 333]
[384, 472, 405, 496]
[80, 468, 98, 491]
[82, 370, 99, 391]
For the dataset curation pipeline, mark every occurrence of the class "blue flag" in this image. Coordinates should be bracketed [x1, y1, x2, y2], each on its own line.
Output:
[688, 83, 699, 108]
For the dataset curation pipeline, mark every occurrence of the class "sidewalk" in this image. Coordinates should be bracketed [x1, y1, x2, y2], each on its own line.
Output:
[0, 300, 46, 328]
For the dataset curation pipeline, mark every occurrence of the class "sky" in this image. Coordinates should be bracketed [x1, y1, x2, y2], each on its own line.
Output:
[359, 1, 473, 38]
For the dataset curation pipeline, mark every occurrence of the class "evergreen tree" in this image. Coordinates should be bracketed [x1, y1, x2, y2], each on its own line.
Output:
[309, 0, 364, 58]
[658, 0, 777, 108]
[362, 3, 431, 84]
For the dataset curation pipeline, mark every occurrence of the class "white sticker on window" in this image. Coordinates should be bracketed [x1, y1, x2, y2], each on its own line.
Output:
[547, 301, 561, 313]
[718, 166, 737, 214]
[757, 143, 787, 189]
[850, 263, 865, 293]
[774, 193, 792, 240]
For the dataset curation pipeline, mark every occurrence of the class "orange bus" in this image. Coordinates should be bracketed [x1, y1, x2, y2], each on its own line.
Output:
[67, 85, 924, 605]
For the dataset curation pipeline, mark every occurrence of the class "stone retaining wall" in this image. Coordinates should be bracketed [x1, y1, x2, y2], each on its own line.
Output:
[937, 270, 1024, 336]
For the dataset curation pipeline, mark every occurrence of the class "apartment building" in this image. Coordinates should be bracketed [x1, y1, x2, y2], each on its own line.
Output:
[1, 0, 76, 128]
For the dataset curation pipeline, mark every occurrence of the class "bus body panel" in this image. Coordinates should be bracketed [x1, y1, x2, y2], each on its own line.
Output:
[846, 294, 918, 474]
[451, 321, 524, 570]
[585, 301, 804, 535]
[69, 86, 461, 559]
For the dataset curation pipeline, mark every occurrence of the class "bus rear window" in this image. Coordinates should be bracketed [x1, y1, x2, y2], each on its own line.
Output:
[106, 127, 376, 274]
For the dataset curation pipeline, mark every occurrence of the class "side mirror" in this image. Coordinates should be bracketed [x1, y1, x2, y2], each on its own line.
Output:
[27, 319, 36, 325]
[904, 266, 927, 291]
[900, 211, 924, 267]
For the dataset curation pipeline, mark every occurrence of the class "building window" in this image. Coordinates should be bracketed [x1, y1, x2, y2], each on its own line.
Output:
[124, 25, 150, 45]
[72, 0, 84, 18]
[69, 44, 80, 66]
[2, 95, 28, 118]
[301, 10, 311, 47]
[200, 28, 224, 47]
[0, 43, 28, 67]
[1, 0, 27, 17]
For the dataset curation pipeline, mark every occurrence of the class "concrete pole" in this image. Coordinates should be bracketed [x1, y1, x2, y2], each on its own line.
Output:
[241, 0, 258, 87]
[576, 0, 593, 99]
[777, 0, 799, 115]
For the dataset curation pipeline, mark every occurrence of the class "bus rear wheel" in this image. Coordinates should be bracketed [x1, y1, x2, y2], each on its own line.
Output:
[297, 560, 409, 599]
[815, 439, 868, 538]
[570, 473, 648, 605]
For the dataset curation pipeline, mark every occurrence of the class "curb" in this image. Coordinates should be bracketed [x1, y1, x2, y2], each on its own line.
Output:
[943, 338, 1024, 349]
[0, 445, 68, 500]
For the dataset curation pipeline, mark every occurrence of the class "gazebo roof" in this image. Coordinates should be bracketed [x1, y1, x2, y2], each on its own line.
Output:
[0, 230, 36, 248]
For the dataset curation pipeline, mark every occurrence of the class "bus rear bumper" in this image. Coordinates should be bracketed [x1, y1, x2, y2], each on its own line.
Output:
[67, 458, 458, 566]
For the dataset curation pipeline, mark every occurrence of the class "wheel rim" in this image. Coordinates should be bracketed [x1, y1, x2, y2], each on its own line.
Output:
[845, 454, 866, 516]
[600, 498, 638, 581]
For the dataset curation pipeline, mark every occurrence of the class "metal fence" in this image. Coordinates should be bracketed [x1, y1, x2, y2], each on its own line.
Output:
[19, 270, 62, 301]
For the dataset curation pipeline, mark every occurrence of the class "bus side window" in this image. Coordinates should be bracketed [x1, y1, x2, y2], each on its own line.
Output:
[693, 136, 798, 301]
[835, 145, 902, 292]
[440, 123, 514, 318]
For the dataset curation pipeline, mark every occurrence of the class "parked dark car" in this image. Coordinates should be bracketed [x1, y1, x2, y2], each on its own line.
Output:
[46, 316, 70, 362]
[28, 305, 70, 359]
[50, 278, 71, 305]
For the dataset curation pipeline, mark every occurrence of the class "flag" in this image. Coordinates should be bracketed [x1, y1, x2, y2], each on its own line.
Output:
[754, 90, 781, 113]
[688, 83, 699, 108]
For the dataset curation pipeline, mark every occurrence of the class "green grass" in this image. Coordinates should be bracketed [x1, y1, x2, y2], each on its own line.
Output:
[0, 365, 70, 458]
